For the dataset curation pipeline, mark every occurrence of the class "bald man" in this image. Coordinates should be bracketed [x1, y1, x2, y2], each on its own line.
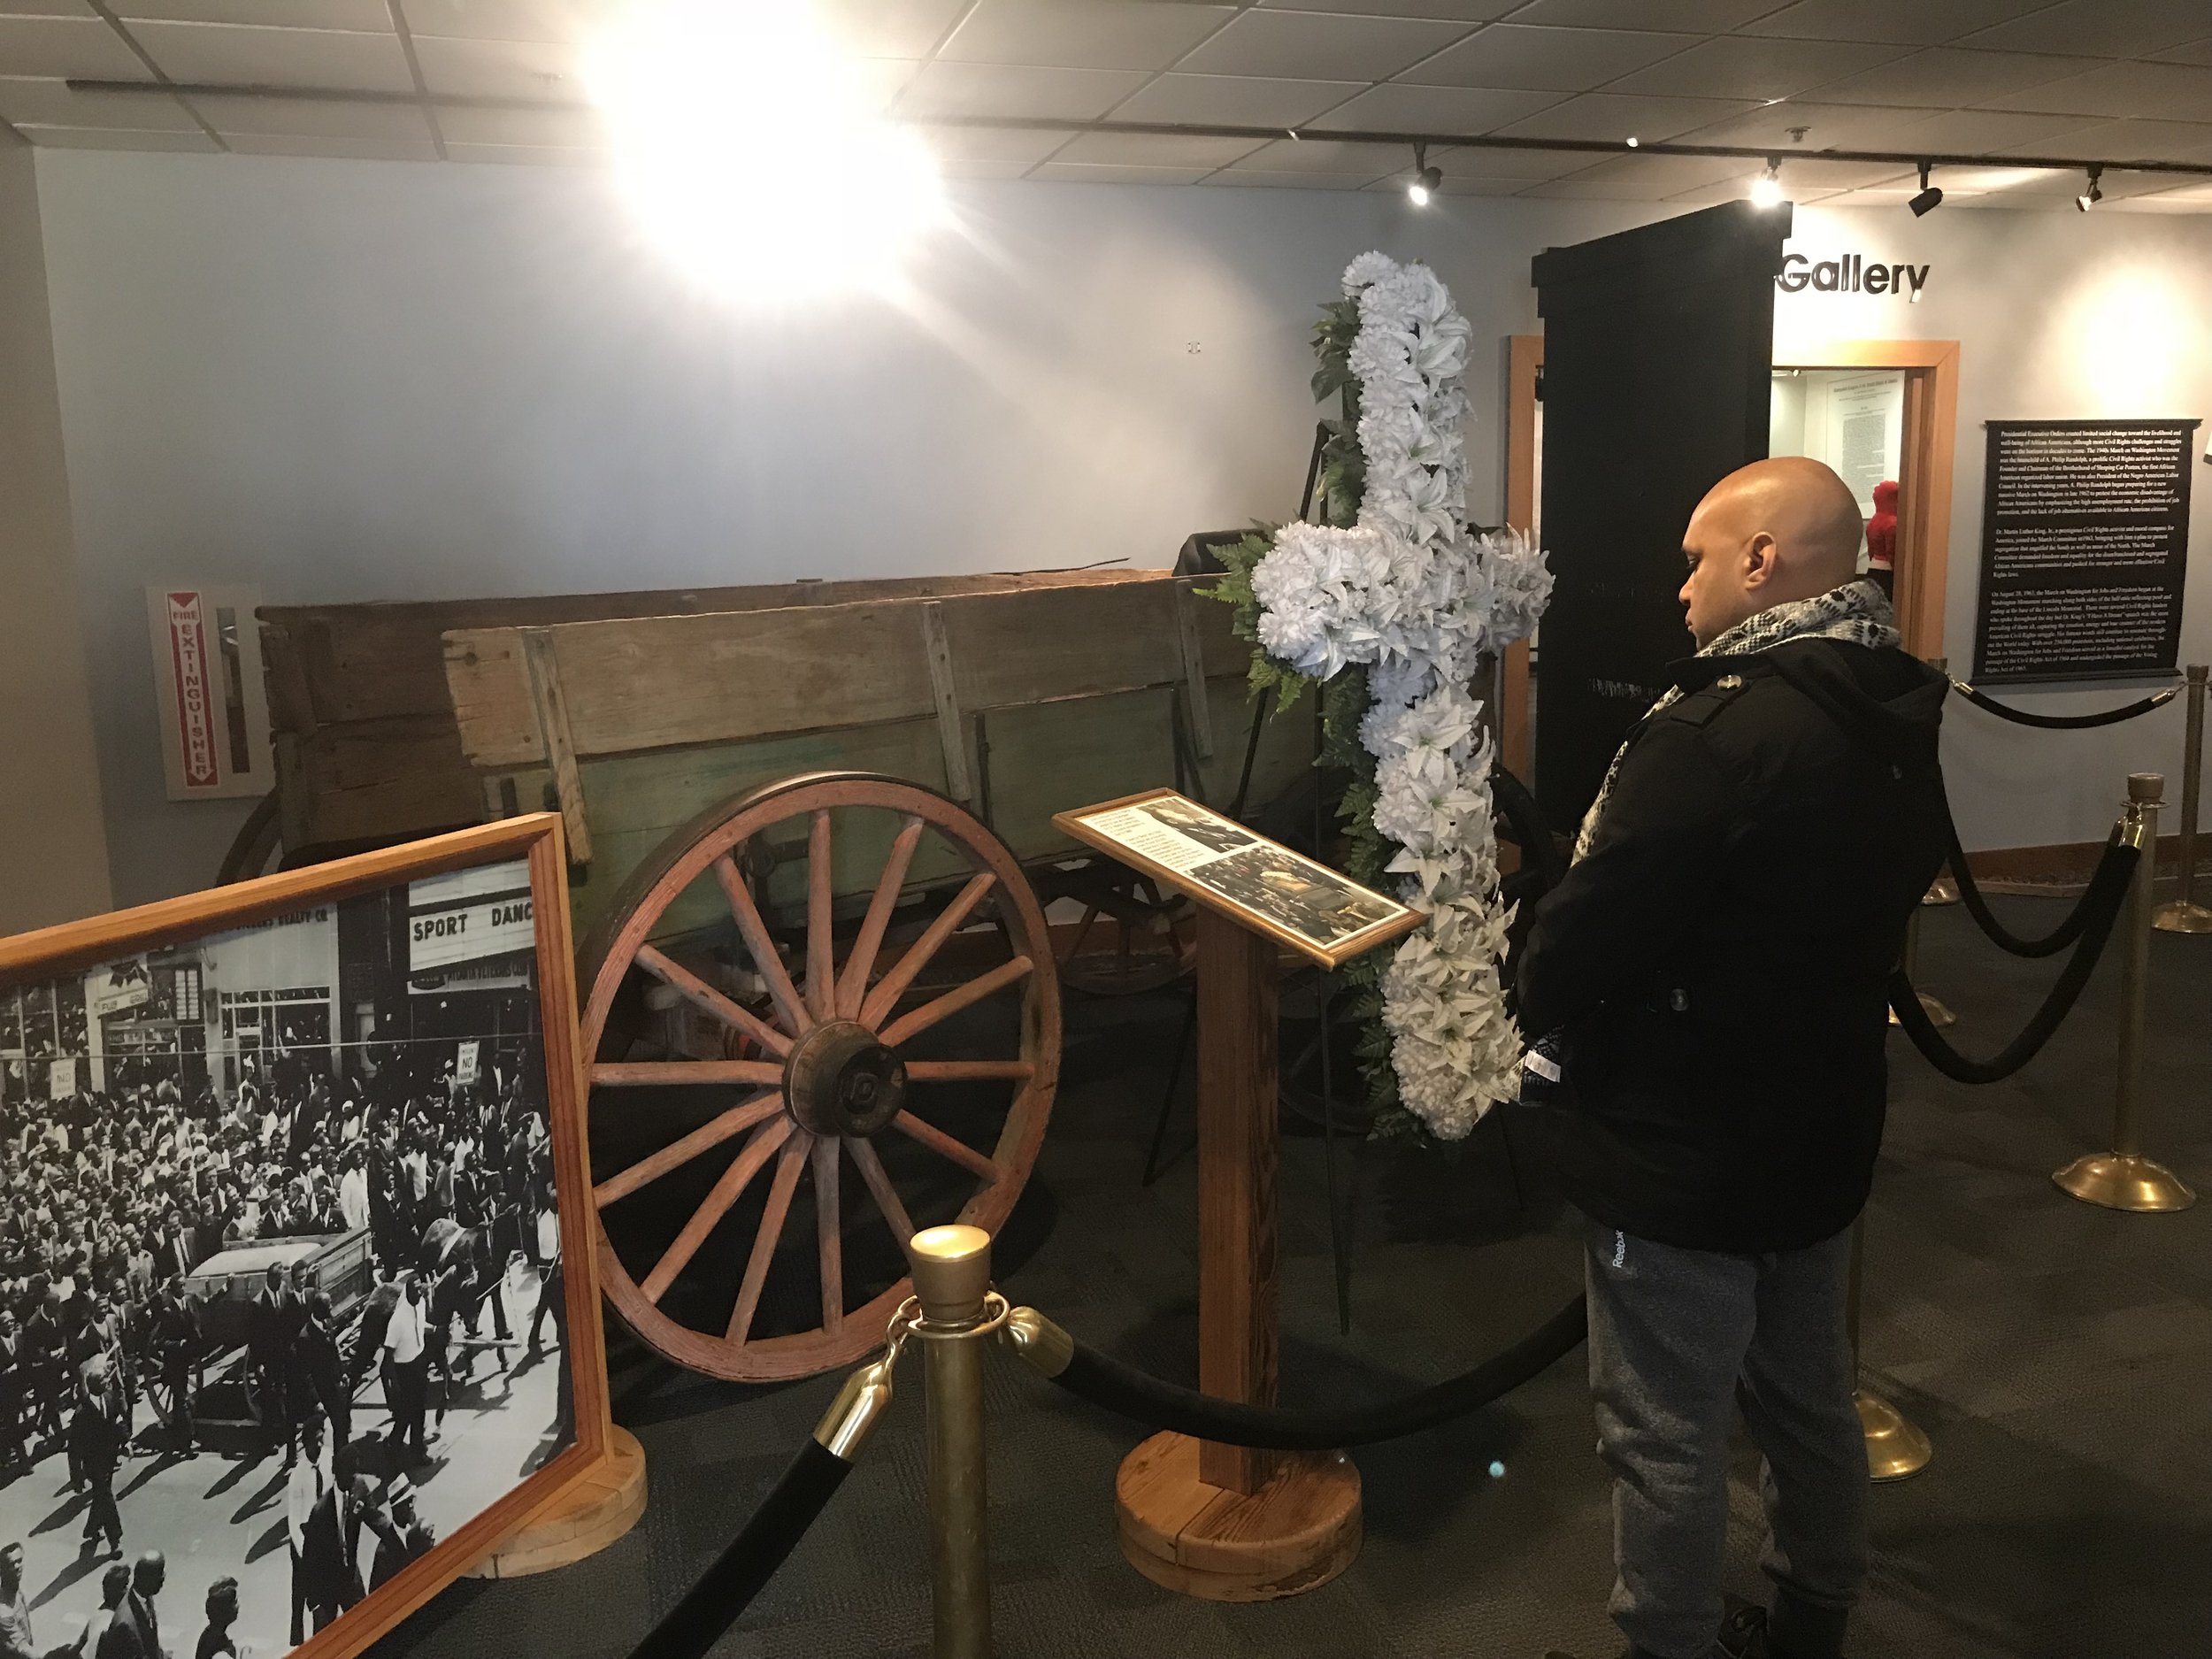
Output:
[1521, 458, 1949, 1659]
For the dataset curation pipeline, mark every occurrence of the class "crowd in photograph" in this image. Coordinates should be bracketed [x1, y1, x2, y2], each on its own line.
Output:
[0, 1027, 565, 1658]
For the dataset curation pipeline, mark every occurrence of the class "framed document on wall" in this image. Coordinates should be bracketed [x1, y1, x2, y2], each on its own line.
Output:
[0, 815, 608, 1659]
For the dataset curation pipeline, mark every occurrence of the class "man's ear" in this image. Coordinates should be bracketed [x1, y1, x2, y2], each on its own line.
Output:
[1740, 530, 1779, 588]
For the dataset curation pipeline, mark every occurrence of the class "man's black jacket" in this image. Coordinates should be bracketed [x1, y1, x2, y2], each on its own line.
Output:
[1515, 635, 1949, 1254]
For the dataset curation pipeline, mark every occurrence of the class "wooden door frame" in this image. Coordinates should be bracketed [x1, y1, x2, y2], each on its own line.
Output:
[1501, 334, 1960, 778]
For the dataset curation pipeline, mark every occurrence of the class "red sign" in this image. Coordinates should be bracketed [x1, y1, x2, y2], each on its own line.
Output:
[166, 590, 218, 788]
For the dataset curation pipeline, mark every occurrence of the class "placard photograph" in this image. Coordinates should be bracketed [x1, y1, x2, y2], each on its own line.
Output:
[0, 823, 597, 1659]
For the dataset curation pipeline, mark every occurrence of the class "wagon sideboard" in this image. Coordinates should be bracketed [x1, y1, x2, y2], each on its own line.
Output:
[438, 572, 1315, 946]
[257, 568, 1158, 858]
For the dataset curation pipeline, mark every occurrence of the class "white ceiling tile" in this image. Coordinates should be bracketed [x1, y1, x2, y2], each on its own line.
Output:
[1740, 0, 2061, 46]
[1519, 174, 1702, 199]
[119, 0, 391, 27]
[1502, 0, 1780, 27]
[123, 21, 416, 90]
[1306, 81, 1561, 134]
[1430, 141, 1589, 178]
[1611, 35, 1913, 101]
[433, 101, 601, 146]
[1049, 129, 1271, 167]
[895, 59, 1151, 120]
[1922, 162, 2184, 198]
[409, 32, 576, 99]
[0, 16, 151, 79]
[917, 125, 1067, 165]
[936, 157, 1032, 178]
[2114, 179, 2212, 203]
[1979, 59, 2212, 121]
[1961, 0, 2212, 58]
[1401, 24, 1703, 92]
[224, 131, 439, 158]
[1801, 48, 2110, 109]
[0, 0, 94, 15]
[1993, 118, 2212, 162]
[398, 0, 623, 45]
[2106, 192, 2212, 212]
[941, 3, 1235, 73]
[1553, 150, 1762, 189]
[0, 73, 195, 128]
[1880, 108, 2106, 151]
[1360, 168, 1525, 194]
[2150, 38, 2212, 65]
[1108, 72, 1363, 128]
[1028, 160, 1215, 183]
[1493, 91, 1759, 142]
[814, 0, 968, 60]
[1671, 179, 1852, 204]
[1256, 0, 1515, 16]
[1663, 99, 1938, 150]
[1176, 11, 1474, 82]
[1764, 156, 1918, 187]
[445, 139, 604, 165]
[188, 90, 432, 138]
[1196, 167, 1368, 188]
[19, 123, 216, 149]
[1217, 134, 1393, 175]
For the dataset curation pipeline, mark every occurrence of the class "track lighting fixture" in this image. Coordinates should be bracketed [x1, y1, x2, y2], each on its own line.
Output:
[2076, 165, 2102, 211]
[1748, 157, 1785, 209]
[1909, 161, 1943, 217]
[1407, 142, 1441, 207]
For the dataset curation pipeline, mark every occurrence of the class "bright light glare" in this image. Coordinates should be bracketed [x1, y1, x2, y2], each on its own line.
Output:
[587, 0, 945, 303]
[1749, 171, 1786, 209]
[1408, 180, 1432, 206]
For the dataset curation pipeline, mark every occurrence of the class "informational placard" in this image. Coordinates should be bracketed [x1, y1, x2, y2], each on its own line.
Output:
[1972, 419, 2198, 685]
[1052, 788, 1423, 969]
[49, 1058, 76, 1100]
[455, 1038, 481, 1087]
[144, 584, 274, 799]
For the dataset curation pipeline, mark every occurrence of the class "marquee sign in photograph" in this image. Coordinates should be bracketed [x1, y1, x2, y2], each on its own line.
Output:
[1971, 419, 2199, 685]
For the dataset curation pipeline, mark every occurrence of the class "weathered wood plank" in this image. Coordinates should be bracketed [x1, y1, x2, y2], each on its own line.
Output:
[919, 602, 974, 803]
[520, 627, 595, 864]
[941, 581, 1185, 711]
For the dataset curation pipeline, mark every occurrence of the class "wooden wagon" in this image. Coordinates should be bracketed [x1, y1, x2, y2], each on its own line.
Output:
[257, 570, 1312, 1385]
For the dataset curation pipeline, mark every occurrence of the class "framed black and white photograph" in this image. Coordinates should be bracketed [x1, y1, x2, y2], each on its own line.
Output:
[0, 817, 607, 1659]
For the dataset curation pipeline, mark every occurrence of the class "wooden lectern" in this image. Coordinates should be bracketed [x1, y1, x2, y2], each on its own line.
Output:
[1054, 789, 1423, 1601]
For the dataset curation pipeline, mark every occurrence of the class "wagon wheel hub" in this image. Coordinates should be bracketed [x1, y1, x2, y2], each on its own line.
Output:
[784, 1019, 906, 1139]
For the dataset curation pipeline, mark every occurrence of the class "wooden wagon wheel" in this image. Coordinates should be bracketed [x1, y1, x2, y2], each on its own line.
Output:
[579, 772, 1060, 1381]
[1053, 867, 1193, 997]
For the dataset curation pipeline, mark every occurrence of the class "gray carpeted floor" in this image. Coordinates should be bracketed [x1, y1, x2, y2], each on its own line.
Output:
[372, 895, 2212, 1659]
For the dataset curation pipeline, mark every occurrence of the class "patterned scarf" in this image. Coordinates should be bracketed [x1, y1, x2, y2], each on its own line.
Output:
[1572, 578, 1901, 861]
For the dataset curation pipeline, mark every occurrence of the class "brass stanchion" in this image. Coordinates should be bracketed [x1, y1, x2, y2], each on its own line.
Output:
[1923, 655, 1961, 910]
[2055, 774, 2197, 1212]
[2154, 664, 2212, 934]
[1889, 905, 1956, 1029]
[1847, 1217, 1930, 1481]
[908, 1225, 1006, 1659]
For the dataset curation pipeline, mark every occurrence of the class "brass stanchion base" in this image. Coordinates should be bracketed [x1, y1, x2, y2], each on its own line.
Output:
[2053, 1153, 2197, 1212]
[1115, 1432, 1361, 1601]
[1922, 876, 1960, 906]
[1856, 1390, 1932, 1482]
[1888, 991, 1956, 1029]
[2152, 898, 2212, 934]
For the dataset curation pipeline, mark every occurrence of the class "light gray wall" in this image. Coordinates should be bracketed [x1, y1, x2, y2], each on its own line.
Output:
[0, 133, 111, 931]
[1778, 203, 2212, 856]
[28, 148, 2212, 905]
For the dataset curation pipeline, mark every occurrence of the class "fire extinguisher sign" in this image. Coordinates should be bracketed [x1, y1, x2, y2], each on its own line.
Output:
[167, 590, 219, 788]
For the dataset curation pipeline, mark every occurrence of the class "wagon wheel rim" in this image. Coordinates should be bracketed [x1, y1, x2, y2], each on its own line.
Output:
[578, 772, 1060, 1382]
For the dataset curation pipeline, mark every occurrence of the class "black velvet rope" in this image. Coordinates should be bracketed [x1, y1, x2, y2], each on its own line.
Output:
[1950, 679, 2178, 730]
[1040, 1294, 1587, 1450]
[1945, 816, 2139, 959]
[629, 1439, 853, 1659]
[1887, 842, 2138, 1084]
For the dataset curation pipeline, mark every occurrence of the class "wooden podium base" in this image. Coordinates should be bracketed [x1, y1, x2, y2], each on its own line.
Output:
[1114, 1432, 1361, 1602]
[469, 1425, 648, 1578]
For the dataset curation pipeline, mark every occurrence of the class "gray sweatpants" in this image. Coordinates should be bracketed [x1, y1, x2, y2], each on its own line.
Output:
[1586, 1219, 1868, 1659]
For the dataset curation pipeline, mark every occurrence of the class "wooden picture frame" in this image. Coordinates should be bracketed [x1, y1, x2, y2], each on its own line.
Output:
[0, 815, 609, 1659]
[1052, 788, 1424, 971]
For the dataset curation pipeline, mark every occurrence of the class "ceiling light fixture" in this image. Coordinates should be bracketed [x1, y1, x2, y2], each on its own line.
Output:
[1749, 157, 1786, 209]
[1909, 161, 1943, 217]
[1408, 142, 1442, 207]
[1625, 135, 1639, 148]
[2077, 165, 2103, 211]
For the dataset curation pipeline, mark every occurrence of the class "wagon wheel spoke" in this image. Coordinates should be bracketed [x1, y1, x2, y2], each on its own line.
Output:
[879, 956, 1033, 1049]
[805, 810, 836, 1022]
[859, 871, 997, 1027]
[593, 1091, 783, 1208]
[846, 1137, 915, 1248]
[904, 1060, 1033, 1082]
[1058, 903, 1102, 964]
[640, 1118, 793, 1304]
[592, 1060, 781, 1087]
[891, 1110, 999, 1185]
[712, 854, 810, 1038]
[634, 943, 791, 1058]
[728, 1133, 811, 1342]
[835, 815, 925, 1019]
[812, 1133, 843, 1335]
